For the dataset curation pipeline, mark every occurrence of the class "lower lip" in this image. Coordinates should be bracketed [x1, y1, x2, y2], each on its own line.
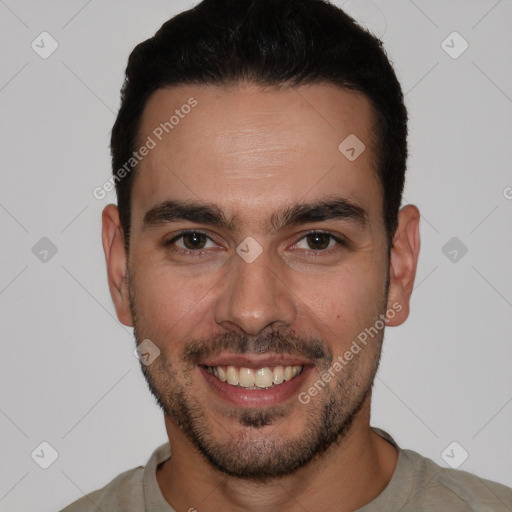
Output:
[199, 365, 313, 407]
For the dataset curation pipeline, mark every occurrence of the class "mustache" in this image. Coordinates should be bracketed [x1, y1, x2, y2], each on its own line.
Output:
[181, 330, 332, 366]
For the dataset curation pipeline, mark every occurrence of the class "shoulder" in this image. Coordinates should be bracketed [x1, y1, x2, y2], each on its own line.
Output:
[58, 465, 145, 512]
[366, 428, 512, 511]
[401, 447, 512, 511]
[58, 441, 171, 512]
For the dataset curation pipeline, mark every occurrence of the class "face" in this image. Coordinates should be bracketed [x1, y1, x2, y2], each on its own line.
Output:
[103, 83, 418, 480]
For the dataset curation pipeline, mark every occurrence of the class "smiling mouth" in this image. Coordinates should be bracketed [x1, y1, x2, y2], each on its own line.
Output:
[204, 365, 304, 389]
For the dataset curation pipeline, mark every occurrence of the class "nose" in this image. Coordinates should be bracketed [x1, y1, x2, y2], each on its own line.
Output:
[213, 247, 297, 336]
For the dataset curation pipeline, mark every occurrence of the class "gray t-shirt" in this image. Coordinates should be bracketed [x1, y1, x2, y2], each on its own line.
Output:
[60, 428, 512, 511]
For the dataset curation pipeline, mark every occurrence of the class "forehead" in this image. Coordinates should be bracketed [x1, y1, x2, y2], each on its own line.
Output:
[132, 82, 382, 231]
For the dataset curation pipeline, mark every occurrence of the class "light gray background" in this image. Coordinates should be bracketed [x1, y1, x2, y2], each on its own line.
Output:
[1, 1, 511, 510]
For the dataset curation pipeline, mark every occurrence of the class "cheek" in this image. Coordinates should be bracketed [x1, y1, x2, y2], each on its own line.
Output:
[292, 264, 386, 343]
[131, 264, 217, 341]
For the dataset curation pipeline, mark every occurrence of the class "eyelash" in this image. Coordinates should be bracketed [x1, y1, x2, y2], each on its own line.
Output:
[163, 229, 347, 257]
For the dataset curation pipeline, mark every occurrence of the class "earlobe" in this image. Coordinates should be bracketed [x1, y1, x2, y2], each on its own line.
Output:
[102, 204, 133, 327]
[386, 205, 421, 327]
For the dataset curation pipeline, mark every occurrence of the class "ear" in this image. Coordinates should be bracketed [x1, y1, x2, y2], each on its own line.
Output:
[385, 204, 421, 326]
[102, 204, 133, 327]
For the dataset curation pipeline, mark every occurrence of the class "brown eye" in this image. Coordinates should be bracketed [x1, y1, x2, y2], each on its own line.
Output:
[305, 232, 333, 250]
[181, 232, 208, 250]
[294, 231, 346, 253]
[164, 231, 217, 253]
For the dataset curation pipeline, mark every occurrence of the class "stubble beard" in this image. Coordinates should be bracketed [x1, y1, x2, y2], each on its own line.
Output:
[129, 278, 387, 481]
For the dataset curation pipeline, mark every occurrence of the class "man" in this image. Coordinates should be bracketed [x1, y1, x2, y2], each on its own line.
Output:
[61, 0, 512, 510]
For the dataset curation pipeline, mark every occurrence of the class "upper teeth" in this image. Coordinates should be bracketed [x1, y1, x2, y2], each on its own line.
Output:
[206, 365, 303, 389]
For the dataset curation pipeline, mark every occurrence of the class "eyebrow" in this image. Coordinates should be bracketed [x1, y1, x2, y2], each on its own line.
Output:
[142, 197, 368, 232]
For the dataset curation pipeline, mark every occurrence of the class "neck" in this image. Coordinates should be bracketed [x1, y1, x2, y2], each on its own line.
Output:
[156, 395, 398, 512]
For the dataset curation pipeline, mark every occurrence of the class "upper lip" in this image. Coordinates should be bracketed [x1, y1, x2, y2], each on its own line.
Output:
[199, 353, 313, 369]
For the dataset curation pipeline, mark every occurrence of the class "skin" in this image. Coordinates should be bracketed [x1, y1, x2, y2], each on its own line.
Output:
[102, 83, 420, 511]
